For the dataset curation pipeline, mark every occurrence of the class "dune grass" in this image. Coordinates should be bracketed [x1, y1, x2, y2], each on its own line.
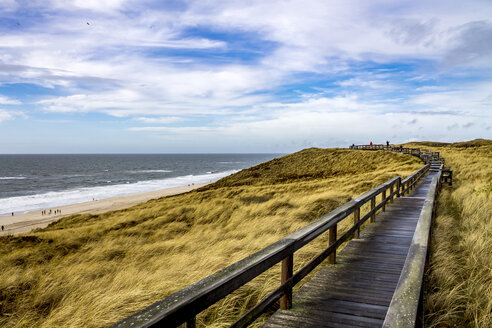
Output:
[405, 139, 492, 327]
[0, 148, 422, 328]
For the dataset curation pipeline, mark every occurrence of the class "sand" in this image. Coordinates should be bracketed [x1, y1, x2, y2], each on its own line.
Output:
[0, 183, 207, 236]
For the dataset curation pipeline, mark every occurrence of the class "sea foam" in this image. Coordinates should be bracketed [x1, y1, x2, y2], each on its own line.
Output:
[0, 176, 27, 180]
[0, 170, 236, 216]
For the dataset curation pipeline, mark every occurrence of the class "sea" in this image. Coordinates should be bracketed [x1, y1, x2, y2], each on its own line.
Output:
[0, 154, 280, 216]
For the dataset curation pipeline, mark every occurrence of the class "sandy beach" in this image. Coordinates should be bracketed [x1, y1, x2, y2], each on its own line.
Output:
[0, 183, 207, 235]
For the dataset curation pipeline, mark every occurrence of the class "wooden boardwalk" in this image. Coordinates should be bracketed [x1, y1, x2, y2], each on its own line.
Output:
[113, 148, 443, 328]
[263, 170, 439, 328]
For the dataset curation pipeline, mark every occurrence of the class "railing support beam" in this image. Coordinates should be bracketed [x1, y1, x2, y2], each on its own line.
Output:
[353, 208, 360, 239]
[370, 197, 376, 223]
[328, 224, 337, 264]
[382, 190, 386, 212]
[280, 255, 293, 309]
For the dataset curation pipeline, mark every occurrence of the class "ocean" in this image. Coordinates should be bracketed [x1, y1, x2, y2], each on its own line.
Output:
[0, 154, 280, 216]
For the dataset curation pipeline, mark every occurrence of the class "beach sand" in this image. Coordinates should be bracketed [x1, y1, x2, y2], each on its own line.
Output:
[0, 183, 207, 236]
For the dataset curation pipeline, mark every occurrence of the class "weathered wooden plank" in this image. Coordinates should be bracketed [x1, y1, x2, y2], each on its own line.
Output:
[265, 308, 384, 328]
[297, 298, 389, 318]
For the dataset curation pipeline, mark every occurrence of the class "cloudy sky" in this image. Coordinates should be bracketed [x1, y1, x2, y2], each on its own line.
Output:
[0, 0, 491, 153]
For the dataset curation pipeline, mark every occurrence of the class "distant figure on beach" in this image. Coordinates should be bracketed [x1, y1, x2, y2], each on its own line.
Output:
[11, 212, 14, 216]
[1, 225, 4, 231]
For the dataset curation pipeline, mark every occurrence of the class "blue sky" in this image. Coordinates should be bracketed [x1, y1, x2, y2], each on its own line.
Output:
[0, 0, 491, 153]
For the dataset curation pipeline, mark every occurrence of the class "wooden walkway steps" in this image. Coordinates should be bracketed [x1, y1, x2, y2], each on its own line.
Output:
[262, 170, 440, 328]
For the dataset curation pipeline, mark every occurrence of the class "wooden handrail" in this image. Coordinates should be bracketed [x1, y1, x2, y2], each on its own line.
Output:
[401, 164, 430, 196]
[111, 173, 409, 328]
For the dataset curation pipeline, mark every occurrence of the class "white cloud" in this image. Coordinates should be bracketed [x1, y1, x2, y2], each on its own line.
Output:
[0, 110, 13, 123]
[0, 96, 21, 105]
[127, 89, 491, 151]
[135, 116, 182, 124]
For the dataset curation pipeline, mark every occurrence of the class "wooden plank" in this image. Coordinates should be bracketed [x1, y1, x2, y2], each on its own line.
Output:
[265, 308, 384, 328]
[295, 298, 388, 318]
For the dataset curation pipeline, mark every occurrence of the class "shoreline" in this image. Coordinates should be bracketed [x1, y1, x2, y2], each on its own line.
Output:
[0, 183, 208, 236]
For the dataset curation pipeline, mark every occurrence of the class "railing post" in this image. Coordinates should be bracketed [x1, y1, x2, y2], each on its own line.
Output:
[353, 207, 360, 238]
[280, 254, 293, 309]
[328, 224, 337, 264]
[390, 184, 394, 203]
[382, 190, 386, 212]
[370, 197, 376, 222]
[179, 317, 196, 328]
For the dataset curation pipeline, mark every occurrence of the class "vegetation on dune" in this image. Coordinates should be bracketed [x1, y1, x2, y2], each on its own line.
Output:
[405, 139, 492, 327]
[0, 148, 422, 328]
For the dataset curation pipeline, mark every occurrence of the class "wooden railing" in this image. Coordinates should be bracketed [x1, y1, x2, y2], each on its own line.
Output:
[112, 145, 442, 328]
[350, 144, 440, 158]
[400, 165, 429, 196]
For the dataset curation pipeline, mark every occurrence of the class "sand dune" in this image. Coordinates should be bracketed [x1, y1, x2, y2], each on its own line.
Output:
[0, 183, 207, 235]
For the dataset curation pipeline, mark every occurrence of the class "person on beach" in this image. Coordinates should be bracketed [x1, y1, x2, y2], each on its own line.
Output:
[1, 225, 4, 231]
[11, 212, 14, 216]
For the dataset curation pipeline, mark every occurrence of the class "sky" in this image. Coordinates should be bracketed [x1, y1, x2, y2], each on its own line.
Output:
[0, 0, 491, 153]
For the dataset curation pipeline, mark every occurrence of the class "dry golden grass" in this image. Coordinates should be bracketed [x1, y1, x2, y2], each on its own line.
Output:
[0, 148, 422, 328]
[405, 140, 492, 327]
